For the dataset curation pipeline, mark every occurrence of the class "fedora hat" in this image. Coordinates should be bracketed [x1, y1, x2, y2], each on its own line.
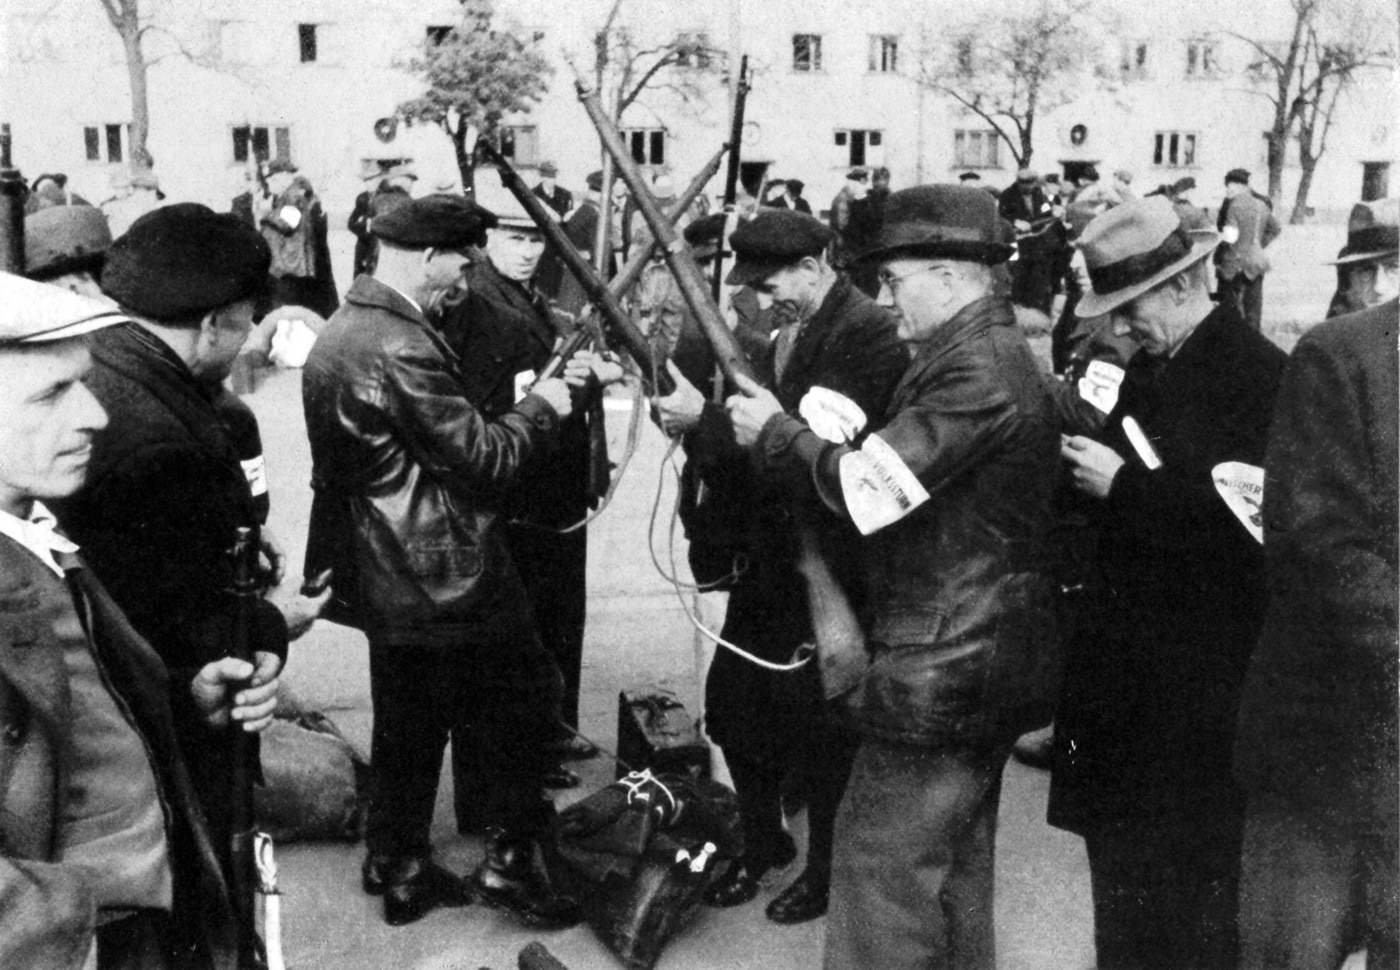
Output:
[857, 184, 1015, 266]
[25, 206, 114, 281]
[1076, 196, 1220, 318]
[1327, 198, 1398, 266]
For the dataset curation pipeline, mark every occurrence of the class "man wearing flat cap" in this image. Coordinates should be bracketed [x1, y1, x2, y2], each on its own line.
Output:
[24, 204, 114, 298]
[999, 168, 1063, 315]
[1049, 197, 1287, 969]
[656, 207, 904, 926]
[1215, 168, 1281, 330]
[50, 204, 326, 911]
[303, 194, 587, 929]
[440, 180, 621, 801]
[0, 273, 281, 970]
[1324, 196, 1399, 318]
[725, 185, 1059, 967]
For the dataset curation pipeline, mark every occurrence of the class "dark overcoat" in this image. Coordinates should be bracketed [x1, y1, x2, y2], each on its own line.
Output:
[1048, 303, 1287, 832]
[1235, 299, 1399, 834]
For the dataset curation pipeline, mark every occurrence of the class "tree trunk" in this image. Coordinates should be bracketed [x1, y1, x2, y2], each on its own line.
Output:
[1020, 115, 1034, 168]
[1291, 146, 1318, 224]
[450, 121, 475, 195]
[119, 23, 152, 171]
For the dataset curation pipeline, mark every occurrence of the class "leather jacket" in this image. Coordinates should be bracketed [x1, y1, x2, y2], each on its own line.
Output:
[758, 296, 1062, 746]
[302, 276, 561, 645]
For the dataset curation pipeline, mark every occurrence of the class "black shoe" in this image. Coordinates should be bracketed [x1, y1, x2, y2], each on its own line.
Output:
[552, 735, 600, 762]
[703, 834, 798, 908]
[362, 852, 406, 896]
[381, 859, 474, 927]
[543, 765, 581, 789]
[765, 867, 830, 924]
[472, 834, 582, 930]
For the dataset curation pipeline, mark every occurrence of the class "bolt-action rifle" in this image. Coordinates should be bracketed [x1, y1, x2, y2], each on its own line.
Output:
[571, 62, 871, 701]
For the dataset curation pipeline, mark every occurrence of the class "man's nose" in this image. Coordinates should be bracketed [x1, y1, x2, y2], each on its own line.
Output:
[74, 382, 109, 434]
[876, 282, 894, 308]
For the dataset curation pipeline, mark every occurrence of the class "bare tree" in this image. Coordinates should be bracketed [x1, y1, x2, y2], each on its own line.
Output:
[397, 0, 552, 191]
[1235, 0, 1394, 212]
[918, 0, 1107, 168]
[95, 0, 153, 172]
[594, 24, 725, 124]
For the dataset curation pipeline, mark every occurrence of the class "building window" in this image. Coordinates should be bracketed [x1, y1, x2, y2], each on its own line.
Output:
[869, 35, 898, 73]
[621, 127, 666, 166]
[793, 34, 822, 72]
[1153, 130, 1198, 168]
[1185, 39, 1217, 77]
[298, 24, 318, 63]
[426, 25, 453, 45]
[1120, 40, 1149, 79]
[497, 126, 540, 167]
[83, 124, 129, 163]
[834, 129, 883, 168]
[232, 125, 292, 165]
[953, 129, 1001, 169]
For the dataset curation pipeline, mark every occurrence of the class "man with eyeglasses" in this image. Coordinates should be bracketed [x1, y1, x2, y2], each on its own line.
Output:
[302, 195, 588, 929]
[726, 185, 1061, 968]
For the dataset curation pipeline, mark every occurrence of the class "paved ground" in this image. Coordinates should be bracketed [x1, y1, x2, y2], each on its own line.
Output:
[241, 219, 1350, 969]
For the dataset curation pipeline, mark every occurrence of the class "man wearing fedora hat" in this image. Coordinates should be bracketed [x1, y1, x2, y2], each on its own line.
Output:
[1049, 196, 1287, 969]
[655, 207, 904, 926]
[726, 185, 1060, 967]
[304, 194, 588, 929]
[24, 204, 114, 298]
[1325, 197, 1399, 318]
[531, 161, 573, 219]
[999, 168, 1063, 315]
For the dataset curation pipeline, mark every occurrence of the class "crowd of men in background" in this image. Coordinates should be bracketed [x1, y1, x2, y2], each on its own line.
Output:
[2, 143, 1396, 970]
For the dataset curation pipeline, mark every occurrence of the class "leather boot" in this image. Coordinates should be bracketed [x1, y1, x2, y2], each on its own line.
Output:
[765, 866, 830, 924]
[471, 831, 582, 930]
[378, 856, 473, 926]
[703, 832, 798, 908]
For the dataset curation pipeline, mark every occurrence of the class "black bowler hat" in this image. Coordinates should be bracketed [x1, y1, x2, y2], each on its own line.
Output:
[1076, 197, 1220, 318]
[102, 203, 271, 324]
[371, 194, 498, 250]
[724, 210, 835, 286]
[856, 184, 1015, 266]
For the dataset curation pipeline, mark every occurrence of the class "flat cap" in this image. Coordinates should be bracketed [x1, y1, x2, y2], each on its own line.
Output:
[858, 184, 1015, 266]
[683, 212, 728, 261]
[586, 170, 604, 191]
[538, 160, 559, 177]
[371, 194, 498, 249]
[725, 210, 835, 286]
[0, 272, 128, 346]
[102, 203, 271, 324]
[25, 206, 114, 281]
[1224, 168, 1251, 185]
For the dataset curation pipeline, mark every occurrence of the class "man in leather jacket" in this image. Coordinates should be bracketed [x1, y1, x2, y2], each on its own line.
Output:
[727, 185, 1061, 969]
[302, 195, 587, 930]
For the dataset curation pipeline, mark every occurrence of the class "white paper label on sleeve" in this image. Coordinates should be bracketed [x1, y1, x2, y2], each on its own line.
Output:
[838, 433, 931, 536]
[1212, 461, 1264, 544]
[1121, 416, 1163, 470]
[513, 369, 536, 404]
[1077, 360, 1125, 415]
[278, 205, 303, 230]
[799, 386, 868, 443]
[240, 455, 268, 497]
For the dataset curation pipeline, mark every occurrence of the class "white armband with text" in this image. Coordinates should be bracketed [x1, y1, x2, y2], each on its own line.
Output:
[838, 433, 931, 536]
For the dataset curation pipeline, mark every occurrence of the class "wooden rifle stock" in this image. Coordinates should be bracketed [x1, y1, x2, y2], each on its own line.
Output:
[569, 62, 756, 388]
[476, 138, 672, 394]
[571, 64, 869, 701]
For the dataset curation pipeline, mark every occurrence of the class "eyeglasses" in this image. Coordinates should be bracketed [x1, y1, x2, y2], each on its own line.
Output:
[877, 264, 950, 293]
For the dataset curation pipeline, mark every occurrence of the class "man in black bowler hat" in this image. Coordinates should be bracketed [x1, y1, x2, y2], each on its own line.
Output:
[656, 207, 905, 925]
[1050, 197, 1286, 969]
[726, 185, 1060, 967]
[51, 204, 328, 904]
[302, 194, 587, 928]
